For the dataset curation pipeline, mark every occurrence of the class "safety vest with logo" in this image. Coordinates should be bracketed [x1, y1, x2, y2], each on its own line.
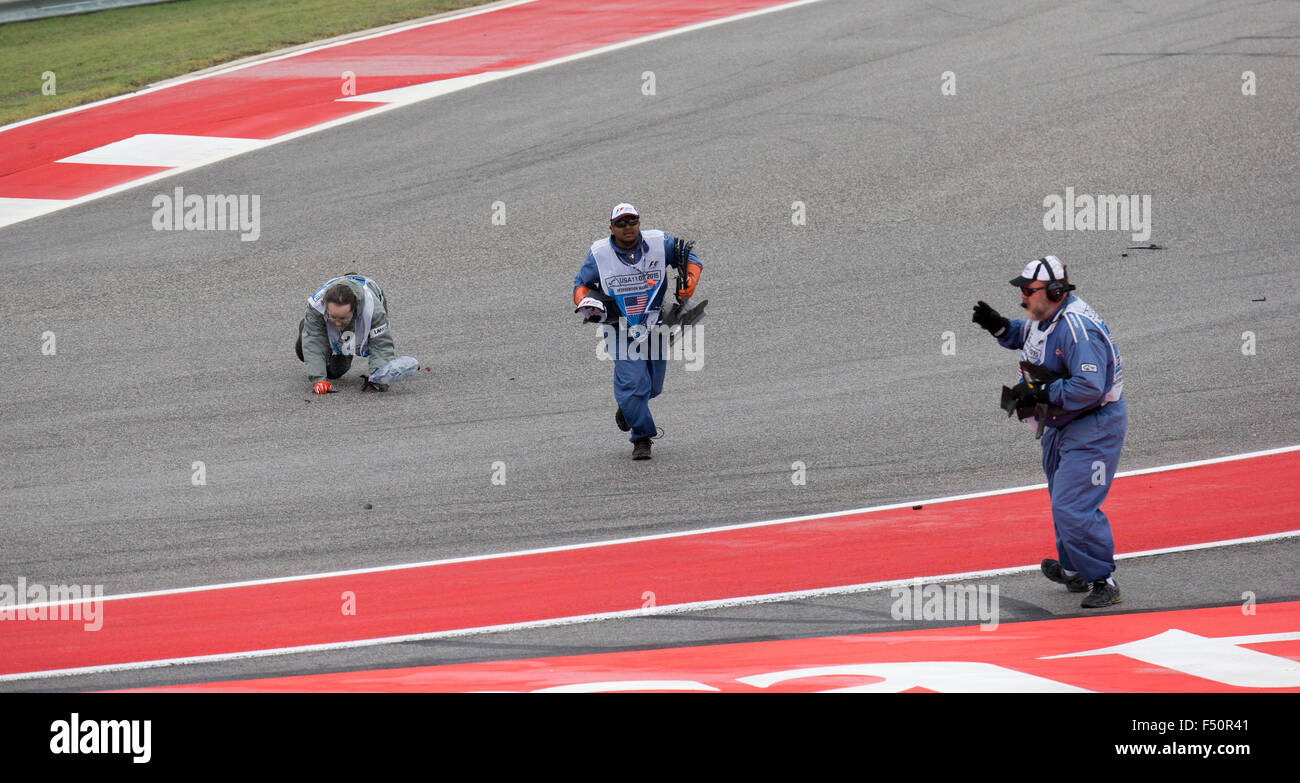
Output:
[590, 230, 668, 329]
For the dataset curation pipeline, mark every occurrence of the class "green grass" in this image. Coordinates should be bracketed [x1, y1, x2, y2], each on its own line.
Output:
[0, 0, 491, 127]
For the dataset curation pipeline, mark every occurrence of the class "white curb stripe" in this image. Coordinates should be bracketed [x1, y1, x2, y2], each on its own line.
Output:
[57, 134, 268, 168]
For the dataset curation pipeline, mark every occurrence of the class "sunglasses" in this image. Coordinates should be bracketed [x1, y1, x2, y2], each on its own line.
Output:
[1020, 285, 1047, 296]
[611, 217, 640, 228]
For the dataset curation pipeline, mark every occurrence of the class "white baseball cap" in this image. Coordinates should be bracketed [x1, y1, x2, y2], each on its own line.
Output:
[610, 203, 640, 222]
[1010, 255, 1066, 286]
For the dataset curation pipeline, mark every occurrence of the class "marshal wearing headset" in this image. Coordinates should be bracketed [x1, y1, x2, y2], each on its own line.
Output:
[972, 255, 1127, 608]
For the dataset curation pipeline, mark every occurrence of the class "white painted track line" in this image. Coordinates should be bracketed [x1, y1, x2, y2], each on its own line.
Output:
[57, 134, 267, 168]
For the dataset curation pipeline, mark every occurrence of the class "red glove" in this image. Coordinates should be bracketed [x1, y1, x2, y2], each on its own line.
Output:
[313, 381, 334, 395]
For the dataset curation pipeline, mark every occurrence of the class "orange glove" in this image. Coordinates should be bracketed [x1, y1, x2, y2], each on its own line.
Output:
[313, 381, 334, 395]
[676, 262, 702, 302]
[574, 286, 591, 307]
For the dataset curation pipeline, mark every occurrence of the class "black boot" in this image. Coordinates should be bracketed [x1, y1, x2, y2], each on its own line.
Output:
[1041, 559, 1088, 593]
[1081, 579, 1122, 608]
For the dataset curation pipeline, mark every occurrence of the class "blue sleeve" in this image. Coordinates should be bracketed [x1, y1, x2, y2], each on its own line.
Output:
[997, 318, 1028, 350]
[574, 250, 600, 292]
[1048, 314, 1112, 411]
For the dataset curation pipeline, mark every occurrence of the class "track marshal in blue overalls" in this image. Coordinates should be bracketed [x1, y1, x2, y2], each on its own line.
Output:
[972, 255, 1127, 608]
[572, 203, 702, 460]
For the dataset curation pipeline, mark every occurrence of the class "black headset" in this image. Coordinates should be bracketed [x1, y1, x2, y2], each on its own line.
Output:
[1036, 257, 1075, 303]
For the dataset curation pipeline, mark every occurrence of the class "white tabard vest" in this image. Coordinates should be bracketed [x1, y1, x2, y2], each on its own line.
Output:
[1019, 296, 1123, 403]
[590, 230, 668, 329]
[308, 274, 379, 357]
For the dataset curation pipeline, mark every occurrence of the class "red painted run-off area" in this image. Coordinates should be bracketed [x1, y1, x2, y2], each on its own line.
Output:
[0, 0, 791, 198]
[133, 601, 1300, 693]
[1, 451, 1297, 677]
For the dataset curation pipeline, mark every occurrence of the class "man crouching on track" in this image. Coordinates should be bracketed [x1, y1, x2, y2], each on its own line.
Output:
[972, 255, 1127, 608]
[572, 203, 702, 460]
[296, 273, 396, 394]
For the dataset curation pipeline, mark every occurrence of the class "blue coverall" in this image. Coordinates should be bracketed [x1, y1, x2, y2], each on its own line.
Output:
[998, 293, 1127, 582]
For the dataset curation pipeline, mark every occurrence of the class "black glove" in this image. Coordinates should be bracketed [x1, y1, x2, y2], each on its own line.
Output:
[1009, 377, 1052, 406]
[972, 301, 1009, 337]
[672, 239, 696, 303]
